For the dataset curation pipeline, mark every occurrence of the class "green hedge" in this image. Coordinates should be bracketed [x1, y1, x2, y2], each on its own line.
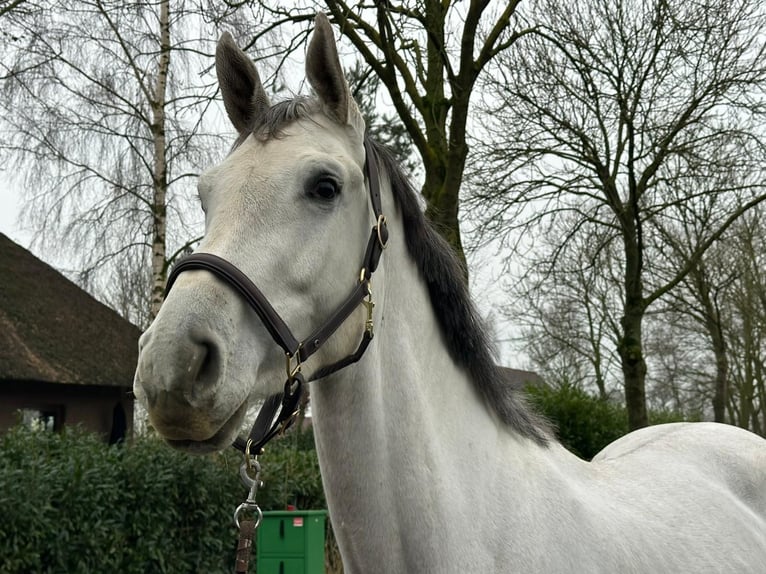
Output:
[0, 425, 332, 574]
[0, 427, 239, 573]
[256, 429, 325, 511]
[525, 384, 696, 460]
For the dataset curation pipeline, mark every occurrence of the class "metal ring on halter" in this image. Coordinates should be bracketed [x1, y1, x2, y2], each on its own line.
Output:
[376, 214, 388, 249]
[234, 501, 263, 530]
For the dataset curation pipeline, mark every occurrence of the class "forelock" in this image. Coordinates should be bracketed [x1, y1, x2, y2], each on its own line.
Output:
[230, 96, 322, 151]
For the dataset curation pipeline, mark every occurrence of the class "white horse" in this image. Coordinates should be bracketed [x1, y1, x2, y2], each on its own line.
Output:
[134, 13, 766, 573]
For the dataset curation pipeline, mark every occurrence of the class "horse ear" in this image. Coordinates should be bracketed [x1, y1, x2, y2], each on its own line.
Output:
[306, 13, 365, 134]
[216, 32, 270, 134]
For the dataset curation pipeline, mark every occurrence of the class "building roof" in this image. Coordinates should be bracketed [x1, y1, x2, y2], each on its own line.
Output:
[0, 233, 141, 387]
[499, 367, 545, 391]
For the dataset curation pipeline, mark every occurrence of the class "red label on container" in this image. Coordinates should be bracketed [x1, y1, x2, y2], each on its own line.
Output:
[293, 517, 304, 527]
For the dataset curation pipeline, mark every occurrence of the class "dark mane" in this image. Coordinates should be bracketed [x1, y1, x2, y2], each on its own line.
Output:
[248, 97, 551, 445]
[367, 141, 551, 445]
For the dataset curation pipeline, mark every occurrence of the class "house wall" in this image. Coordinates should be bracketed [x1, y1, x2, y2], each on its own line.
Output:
[0, 380, 133, 440]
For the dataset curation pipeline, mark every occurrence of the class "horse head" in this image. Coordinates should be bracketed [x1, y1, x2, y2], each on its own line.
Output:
[133, 14, 376, 452]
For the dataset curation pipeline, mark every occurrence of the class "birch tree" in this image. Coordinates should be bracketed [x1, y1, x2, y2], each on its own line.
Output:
[1, 0, 231, 325]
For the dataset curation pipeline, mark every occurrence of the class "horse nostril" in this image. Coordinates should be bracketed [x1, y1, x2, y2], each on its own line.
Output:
[192, 340, 221, 387]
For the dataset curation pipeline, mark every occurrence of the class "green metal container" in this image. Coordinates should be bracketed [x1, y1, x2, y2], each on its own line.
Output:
[256, 510, 327, 574]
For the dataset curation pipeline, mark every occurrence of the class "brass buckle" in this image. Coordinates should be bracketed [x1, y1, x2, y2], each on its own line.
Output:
[362, 281, 375, 336]
[244, 438, 256, 469]
[285, 348, 302, 380]
[278, 409, 300, 436]
[363, 296, 375, 336]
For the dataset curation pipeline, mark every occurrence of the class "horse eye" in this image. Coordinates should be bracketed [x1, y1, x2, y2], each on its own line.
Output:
[312, 178, 340, 201]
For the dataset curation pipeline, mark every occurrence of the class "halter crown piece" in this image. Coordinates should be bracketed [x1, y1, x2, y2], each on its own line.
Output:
[164, 140, 387, 457]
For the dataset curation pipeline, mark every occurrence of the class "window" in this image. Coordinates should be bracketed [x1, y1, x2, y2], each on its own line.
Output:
[19, 408, 62, 432]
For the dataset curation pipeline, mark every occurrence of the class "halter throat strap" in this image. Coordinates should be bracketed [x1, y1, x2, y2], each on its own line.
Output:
[164, 139, 387, 455]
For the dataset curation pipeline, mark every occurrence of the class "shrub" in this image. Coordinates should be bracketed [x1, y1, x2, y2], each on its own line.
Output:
[525, 384, 697, 460]
[0, 426, 242, 574]
[0, 425, 339, 574]
[526, 383, 628, 460]
[257, 429, 325, 511]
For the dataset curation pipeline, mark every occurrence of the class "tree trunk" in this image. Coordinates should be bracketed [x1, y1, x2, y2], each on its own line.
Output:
[709, 321, 728, 423]
[149, 0, 170, 320]
[738, 334, 754, 429]
[690, 267, 729, 422]
[422, 144, 468, 272]
[416, 0, 469, 266]
[620, 213, 649, 430]
[324, 1, 523, 270]
[755, 362, 766, 437]
[619, 306, 649, 430]
[593, 359, 608, 400]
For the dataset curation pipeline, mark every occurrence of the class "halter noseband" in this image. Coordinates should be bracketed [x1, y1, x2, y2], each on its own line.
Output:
[164, 140, 388, 456]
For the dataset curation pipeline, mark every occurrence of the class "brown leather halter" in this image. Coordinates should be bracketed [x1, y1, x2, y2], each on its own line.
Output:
[164, 140, 388, 456]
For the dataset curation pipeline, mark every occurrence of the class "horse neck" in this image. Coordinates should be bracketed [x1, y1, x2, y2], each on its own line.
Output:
[308, 210, 580, 571]
[310, 211, 487, 463]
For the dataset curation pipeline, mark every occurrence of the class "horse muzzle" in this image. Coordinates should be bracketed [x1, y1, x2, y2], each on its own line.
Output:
[133, 323, 248, 451]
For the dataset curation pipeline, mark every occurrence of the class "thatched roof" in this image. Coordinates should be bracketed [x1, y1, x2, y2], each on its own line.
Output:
[0, 233, 141, 387]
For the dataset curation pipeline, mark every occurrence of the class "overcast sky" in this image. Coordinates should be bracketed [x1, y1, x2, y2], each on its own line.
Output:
[0, 176, 31, 247]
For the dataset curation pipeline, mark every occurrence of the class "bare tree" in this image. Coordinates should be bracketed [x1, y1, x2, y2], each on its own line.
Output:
[226, 1, 530, 269]
[0, 0, 27, 19]
[723, 211, 766, 434]
[649, 196, 741, 422]
[508, 213, 622, 398]
[468, 0, 766, 429]
[618, 205, 766, 434]
[345, 60, 417, 176]
[643, 312, 711, 417]
[0, 0, 233, 325]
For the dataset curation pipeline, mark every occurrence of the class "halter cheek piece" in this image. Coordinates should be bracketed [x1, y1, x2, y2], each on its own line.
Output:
[164, 140, 388, 456]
